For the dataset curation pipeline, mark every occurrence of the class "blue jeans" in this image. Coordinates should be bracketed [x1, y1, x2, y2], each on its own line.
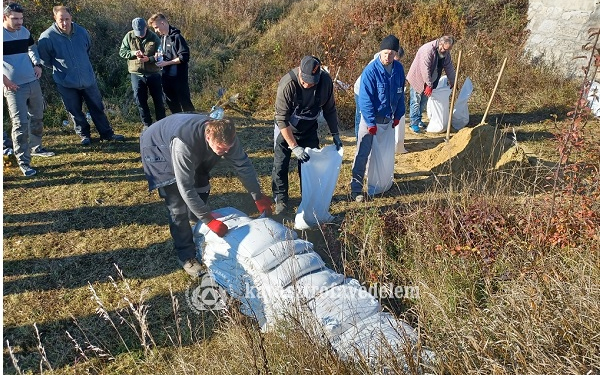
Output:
[354, 93, 361, 140]
[3, 80, 44, 166]
[131, 73, 166, 127]
[159, 183, 209, 263]
[350, 117, 374, 193]
[56, 83, 114, 139]
[409, 87, 428, 127]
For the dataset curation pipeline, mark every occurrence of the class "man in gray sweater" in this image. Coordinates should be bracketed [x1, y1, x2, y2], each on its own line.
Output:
[140, 113, 272, 277]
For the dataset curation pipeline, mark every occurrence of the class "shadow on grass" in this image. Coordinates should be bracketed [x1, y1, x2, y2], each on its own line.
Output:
[3, 239, 179, 295]
[3, 202, 167, 237]
[3, 287, 221, 374]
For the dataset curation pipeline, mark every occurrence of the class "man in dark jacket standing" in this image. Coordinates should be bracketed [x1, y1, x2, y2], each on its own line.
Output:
[148, 13, 195, 113]
[272, 55, 343, 215]
[140, 113, 272, 277]
[119, 17, 165, 133]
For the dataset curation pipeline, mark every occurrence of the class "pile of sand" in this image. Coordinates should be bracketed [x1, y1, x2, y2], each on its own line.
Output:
[412, 124, 530, 176]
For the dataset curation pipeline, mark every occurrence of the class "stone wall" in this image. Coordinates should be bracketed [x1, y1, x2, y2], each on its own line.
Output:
[525, 0, 599, 79]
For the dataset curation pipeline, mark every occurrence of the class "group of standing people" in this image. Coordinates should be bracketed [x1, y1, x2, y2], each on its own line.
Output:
[2, 4, 197, 177]
[4, 3, 457, 277]
[118, 13, 195, 133]
[137, 33, 457, 277]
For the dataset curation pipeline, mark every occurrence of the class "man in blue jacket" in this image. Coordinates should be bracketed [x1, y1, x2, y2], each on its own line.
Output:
[38, 5, 124, 146]
[350, 35, 405, 202]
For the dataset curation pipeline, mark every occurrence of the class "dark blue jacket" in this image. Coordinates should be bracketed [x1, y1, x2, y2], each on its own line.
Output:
[358, 58, 405, 129]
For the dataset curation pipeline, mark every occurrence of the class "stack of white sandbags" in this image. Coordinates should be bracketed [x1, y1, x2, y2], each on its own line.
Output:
[193, 207, 435, 368]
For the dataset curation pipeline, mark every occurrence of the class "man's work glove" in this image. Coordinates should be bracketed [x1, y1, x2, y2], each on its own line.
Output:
[392, 119, 400, 128]
[255, 194, 272, 216]
[291, 145, 310, 162]
[207, 218, 228, 237]
[332, 133, 343, 150]
[368, 125, 377, 135]
[424, 85, 433, 97]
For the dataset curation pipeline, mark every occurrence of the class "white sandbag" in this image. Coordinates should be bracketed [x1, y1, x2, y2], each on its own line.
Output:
[257, 251, 325, 290]
[282, 268, 346, 302]
[367, 121, 395, 196]
[426, 76, 452, 133]
[194, 207, 432, 369]
[295, 145, 343, 230]
[330, 311, 416, 360]
[452, 77, 473, 129]
[247, 239, 313, 273]
[308, 281, 381, 337]
[587, 81, 600, 117]
[394, 116, 407, 154]
[227, 218, 298, 258]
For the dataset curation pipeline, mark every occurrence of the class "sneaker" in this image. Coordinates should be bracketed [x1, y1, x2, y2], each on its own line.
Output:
[102, 134, 125, 142]
[410, 124, 421, 134]
[19, 164, 37, 177]
[418, 122, 427, 131]
[181, 258, 206, 278]
[274, 201, 288, 215]
[31, 147, 55, 157]
[81, 137, 91, 146]
[351, 192, 364, 202]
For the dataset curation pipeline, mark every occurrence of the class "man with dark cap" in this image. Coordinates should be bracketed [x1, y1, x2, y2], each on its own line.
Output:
[272, 55, 343, 215]
[119, 17, 165, 133]
[350, 34, 405, 202]
[406, 36, 456, 133]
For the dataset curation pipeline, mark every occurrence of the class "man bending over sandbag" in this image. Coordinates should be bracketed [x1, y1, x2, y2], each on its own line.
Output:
[140, 113, 272, 277]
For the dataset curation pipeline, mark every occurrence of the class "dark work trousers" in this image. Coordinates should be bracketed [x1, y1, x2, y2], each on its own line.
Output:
[158, 183, 209, 263]
[56, 82, 114, 139]
[162, 70, 195, 114]
[271, 121, 319, 204]
[131, 73, 166, 127]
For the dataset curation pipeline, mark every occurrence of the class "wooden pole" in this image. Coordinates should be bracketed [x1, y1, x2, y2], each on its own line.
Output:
[480, 57, 508, 125]
[446, 50, 462, 142]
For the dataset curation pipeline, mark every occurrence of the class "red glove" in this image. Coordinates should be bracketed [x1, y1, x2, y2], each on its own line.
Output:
[424, 85, 433, 97]
[392, 119, 400, 128]
[207, 219, 228, 237]
[368, 125, 377, 135]
[255, 194, 272, 216]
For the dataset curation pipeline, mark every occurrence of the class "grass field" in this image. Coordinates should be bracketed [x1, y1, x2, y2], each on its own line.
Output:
[3, 104, 599, 373]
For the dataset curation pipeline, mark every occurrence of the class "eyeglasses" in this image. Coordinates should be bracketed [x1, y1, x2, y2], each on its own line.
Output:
[4, 3, 24, 13]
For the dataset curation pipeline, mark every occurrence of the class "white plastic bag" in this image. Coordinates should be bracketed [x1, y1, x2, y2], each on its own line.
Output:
[452, 77, 473, 129]
[367, 121, 395, 196]
[294, 145, 343, 230]
[394, 115, 407, 154]
[587, 81, 600, 117]
[426, 76, 451, 133]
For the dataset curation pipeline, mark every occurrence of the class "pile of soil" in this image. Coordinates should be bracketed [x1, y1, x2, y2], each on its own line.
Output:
[398, 123, 523, 176]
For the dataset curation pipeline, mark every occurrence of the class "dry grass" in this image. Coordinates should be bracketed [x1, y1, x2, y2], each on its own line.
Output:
[3, 0, 600, 373]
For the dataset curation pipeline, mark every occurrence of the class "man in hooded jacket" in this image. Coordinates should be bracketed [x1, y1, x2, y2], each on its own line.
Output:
[148, 13, 195, 113]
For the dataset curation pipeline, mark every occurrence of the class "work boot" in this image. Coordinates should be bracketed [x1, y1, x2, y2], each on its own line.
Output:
[181, 258, 206, 278]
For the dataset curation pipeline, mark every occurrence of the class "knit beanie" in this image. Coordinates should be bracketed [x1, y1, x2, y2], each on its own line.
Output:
[380, 34, 400, 52]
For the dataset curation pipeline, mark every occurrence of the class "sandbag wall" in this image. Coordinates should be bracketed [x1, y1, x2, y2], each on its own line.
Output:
[193, 207, 435, 367]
